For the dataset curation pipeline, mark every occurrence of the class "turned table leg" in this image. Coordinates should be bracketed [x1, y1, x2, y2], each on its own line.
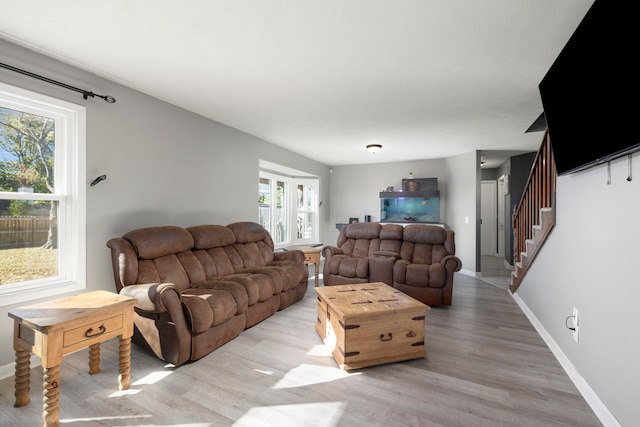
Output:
[88, 343, 100, 374]
[118, 336, 131, 390]
[14, 347, 31, 407]
[42, 365, 60, 427]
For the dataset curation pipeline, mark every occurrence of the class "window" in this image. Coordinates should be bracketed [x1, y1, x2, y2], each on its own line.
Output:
[259, 173, 288, 246]
[258, 165, 319, 247]
[295, 179, 317, 241]
[0, 82, 86, 306]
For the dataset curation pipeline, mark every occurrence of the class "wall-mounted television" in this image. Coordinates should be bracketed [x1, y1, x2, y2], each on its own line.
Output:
[539, 0, 638, 176]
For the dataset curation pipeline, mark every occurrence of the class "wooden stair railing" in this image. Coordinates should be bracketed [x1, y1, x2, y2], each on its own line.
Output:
[509, 129, 557, 292]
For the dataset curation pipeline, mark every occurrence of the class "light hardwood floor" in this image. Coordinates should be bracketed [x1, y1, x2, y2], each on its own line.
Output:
[0, 271, 602, 427]
[480, 255, 513, 290]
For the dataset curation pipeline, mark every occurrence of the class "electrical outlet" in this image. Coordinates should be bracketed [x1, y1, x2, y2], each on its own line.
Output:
[572, 307, 579, 343]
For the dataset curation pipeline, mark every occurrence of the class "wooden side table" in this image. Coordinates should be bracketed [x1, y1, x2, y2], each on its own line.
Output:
[8, 290, 136, 427]
[286, 245, 322, 286]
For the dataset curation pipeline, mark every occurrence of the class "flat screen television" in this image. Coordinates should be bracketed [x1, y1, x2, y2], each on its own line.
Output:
[539, 0, 638, 176]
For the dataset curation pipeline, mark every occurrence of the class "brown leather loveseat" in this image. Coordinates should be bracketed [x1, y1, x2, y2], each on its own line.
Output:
[322, 222, 404, 286]
[107, 221, 308, 366]
[323, 222, 462, 306]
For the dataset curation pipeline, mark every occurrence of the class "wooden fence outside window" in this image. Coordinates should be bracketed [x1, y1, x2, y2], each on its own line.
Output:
[0, 216, 51, 248]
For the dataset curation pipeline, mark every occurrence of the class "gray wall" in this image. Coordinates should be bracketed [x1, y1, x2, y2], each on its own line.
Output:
[516, 155, 639, 427]
[0, 39, 331, 369]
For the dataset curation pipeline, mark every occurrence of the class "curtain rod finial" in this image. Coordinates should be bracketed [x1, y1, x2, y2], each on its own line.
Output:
[83, 91, 116, 103]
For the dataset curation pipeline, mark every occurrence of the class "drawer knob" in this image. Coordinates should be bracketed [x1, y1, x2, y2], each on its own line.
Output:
[85, 325, 106, 338]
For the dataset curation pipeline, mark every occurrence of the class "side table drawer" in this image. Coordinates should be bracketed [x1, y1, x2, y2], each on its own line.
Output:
[305, 253, 319, 263]
[63, 315, 123, 348]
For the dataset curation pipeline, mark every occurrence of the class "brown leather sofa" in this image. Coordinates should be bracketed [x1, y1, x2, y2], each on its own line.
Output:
[322, 222, 462, 306]
[107, 221, 308, 366]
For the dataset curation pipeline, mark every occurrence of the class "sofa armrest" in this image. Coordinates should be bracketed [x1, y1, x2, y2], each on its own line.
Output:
[371, 250, 399, 259]
[369, 254, 396, 286]
[119, 283, 182, 313]
[442, 255, 463, 272]
[120, 282, 192, 366]
[274, 249, 305, 263]
[322, 246, 343, 258]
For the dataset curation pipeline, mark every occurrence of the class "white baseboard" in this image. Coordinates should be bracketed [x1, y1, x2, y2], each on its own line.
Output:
[458, 268, 478, 277]
[511, 292, 621, 427]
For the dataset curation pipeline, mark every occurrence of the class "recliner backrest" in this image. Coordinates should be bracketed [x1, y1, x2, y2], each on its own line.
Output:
[336, 222, 383, 257]
[122, 225, 198, 291]
[400, 224, 455, 264]
[187, 224, 237, 278]
[227, 221, 275, 268]
[379, 223, 403, 254]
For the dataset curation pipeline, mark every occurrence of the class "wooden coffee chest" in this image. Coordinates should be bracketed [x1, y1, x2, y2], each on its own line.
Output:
[315, 282, 429, 370]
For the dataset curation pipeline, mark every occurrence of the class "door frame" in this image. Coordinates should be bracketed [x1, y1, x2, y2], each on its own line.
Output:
[480, 180, 498, 256]
[497, 175, 507, 258]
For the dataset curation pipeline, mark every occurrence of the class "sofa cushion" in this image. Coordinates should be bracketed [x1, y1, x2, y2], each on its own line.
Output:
[402, 224, 446, 244]
[195, 280, 249, 314]
[335, 222, 385, 258]
[124, 226, 194, 259]
[344, 222, 382, 240]
[181, 288, 239, 334]
[379, 223, 403, 240]
[325, 255, 370, 280]
[400, 225, 450, 264]
[379, 224, 403, 254]
[192, 248, 235, 277]
[228, 221, 269, 244]
[227, 221, 276, 265]
[266, 260, 306, 291]
[236, 266, 285, 294]
[228, 242, 267, 269]
[188, 224, 236, 249]
[394, 261, 446, 288]
[137, 254, 192, 291]
[218, 273, 276, 304]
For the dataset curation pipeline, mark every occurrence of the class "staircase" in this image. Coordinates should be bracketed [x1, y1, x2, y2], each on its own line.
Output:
[509, 130, 556, 293]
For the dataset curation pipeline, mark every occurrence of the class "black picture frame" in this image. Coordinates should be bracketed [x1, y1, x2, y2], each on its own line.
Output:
[348, 217, 359, 224]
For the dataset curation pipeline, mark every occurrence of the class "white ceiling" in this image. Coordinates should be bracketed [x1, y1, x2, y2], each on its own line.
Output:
[0, 0, 594, 167]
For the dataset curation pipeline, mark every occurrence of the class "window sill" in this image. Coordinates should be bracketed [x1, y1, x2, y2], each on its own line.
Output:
[0, 280, 86, 307]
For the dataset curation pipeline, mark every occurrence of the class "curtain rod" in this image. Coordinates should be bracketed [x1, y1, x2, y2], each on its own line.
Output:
[0, 62, 116, 103]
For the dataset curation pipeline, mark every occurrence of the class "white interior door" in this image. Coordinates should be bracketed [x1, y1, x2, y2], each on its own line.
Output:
[481, 180, 497, 255]
[497, 175, 506, 258]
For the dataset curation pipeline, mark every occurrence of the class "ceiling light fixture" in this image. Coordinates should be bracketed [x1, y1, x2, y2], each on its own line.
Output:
[367, 144, 382, 154]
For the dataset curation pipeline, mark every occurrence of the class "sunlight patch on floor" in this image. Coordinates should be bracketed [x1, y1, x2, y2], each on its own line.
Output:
[306, 344, 332, 357]
[132, 370, 173, 385]
[233, 401, 346, 427]
[272, 363, 357, 389]
[109, 387, 142, 397]
[61, 414, 153, 423]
